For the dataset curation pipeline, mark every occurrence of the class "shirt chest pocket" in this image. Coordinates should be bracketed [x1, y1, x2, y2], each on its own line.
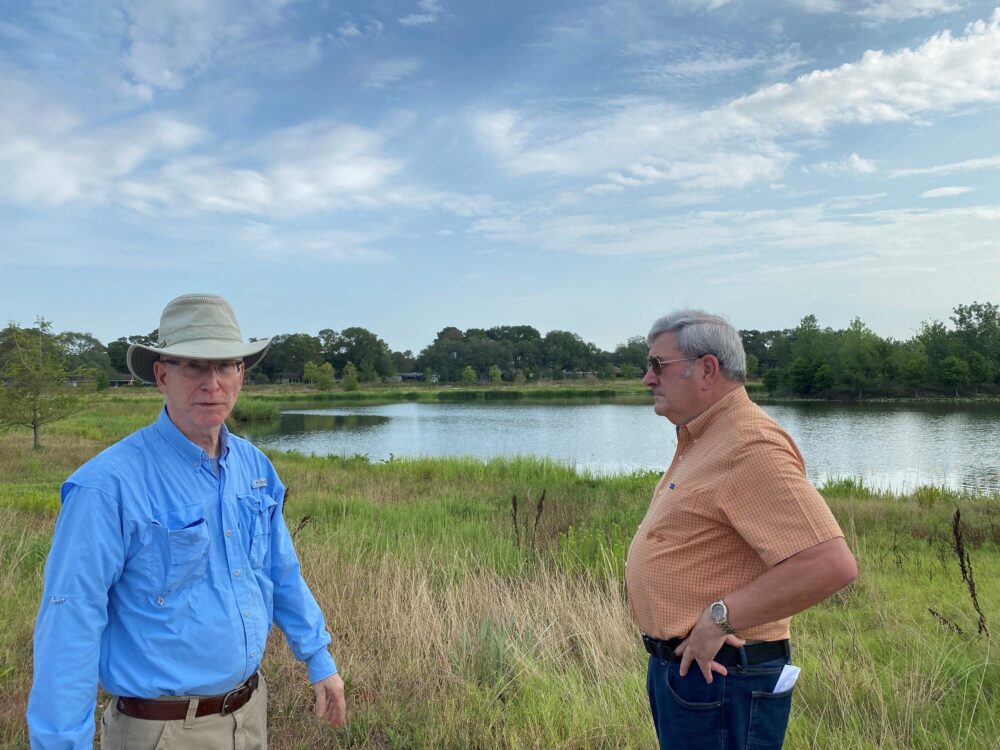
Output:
[237, 492, 278, 569]
[148, 513, 211, 597]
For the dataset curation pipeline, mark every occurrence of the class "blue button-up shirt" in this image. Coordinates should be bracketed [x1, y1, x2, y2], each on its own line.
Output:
[27, 408, 336, 749]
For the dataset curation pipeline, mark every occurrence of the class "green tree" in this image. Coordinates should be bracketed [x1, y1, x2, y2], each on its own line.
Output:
[332, 327, 395, 379]
[619, 363, 639, 380]
[745, 353, 759, 379]
[951, 301, 1000, 365]
[359, 360, 378, 383]
[890, 342, 929, 391]
[786, 357, 816, 395]
[488, 364, 503, 385]
[812, 363, 835, 395]
[0, 320, 91, 449]
[966, 351, 992, 391]
[106, 330, 159, 373]
[514, 369, 527, 385]
[612, 335, 648, 372]
[423, 367, 433, 384]
[262, 333, 322, 381]
[303, 361, 335, 390]
[460, 366, 476, 386]
[341, 361, 359, 391]
[839, 317, 881, 398]
[762, 368, 782, 394]
[939, 355, 970, 396]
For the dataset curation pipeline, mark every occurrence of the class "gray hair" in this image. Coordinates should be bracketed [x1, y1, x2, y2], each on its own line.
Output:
[647, 309, 747, 383]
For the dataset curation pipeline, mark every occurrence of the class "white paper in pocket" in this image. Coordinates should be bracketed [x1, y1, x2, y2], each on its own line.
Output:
[773, 665, 801, 693]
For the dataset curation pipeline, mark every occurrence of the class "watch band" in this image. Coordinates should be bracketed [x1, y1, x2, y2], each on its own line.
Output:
[710, 599, 736, 635]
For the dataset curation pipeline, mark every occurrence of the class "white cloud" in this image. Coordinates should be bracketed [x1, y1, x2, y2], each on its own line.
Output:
[364, 57, 422, 89]
[642, 52, 761, 80]
[0, 71, 204, 205]
[471, 199, 1000, 271]
[921, 186, 973, 197]
[337, 21, 361, 39]
[891, 154, 1000, 177]
[803, 152, 877, 175]
[474, 9, 1000, 193]
[399, 0, 445, 27]
[120, 0, 290, 92]
[857, 0, 962, 22]
[236, 222, 394, 263]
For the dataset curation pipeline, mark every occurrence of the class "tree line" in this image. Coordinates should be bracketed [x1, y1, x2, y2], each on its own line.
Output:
[3, 302, 1000, 398]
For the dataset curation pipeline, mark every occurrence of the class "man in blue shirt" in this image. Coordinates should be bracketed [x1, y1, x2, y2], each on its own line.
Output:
[28, 293, 345, 749]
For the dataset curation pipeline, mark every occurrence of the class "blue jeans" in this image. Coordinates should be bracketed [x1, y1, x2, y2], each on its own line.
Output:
[646, 654, 794, 750]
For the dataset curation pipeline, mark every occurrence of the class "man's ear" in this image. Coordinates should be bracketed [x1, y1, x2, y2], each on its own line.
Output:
[152, 361, 169, 390]
[698, 354, 722, 386]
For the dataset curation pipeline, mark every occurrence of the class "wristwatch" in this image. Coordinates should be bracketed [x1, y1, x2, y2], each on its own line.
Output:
[710, 599, 736, 635]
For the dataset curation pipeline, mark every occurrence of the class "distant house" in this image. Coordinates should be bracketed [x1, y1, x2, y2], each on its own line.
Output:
[397, 372, 439, 383]
[275, 372, 302, 385]
[68, 374, 95, 388]
[109, 373, 134, 387]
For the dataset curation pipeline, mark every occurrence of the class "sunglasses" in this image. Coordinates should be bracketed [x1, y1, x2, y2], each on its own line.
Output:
[646, 355, 701, 375]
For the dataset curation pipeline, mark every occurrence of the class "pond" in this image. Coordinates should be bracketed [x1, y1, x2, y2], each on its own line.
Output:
[242, 399, 1000, 494]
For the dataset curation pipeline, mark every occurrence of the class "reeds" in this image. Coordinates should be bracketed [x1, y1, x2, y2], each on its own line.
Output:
[1, 406, 999, 748]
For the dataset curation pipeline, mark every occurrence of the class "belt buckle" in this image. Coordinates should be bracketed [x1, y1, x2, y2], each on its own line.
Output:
[220, 682, 248, 716]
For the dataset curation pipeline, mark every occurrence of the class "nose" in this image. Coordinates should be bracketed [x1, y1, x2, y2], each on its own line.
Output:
[642, 367, 658, 387]
[200, 368, 225, 389]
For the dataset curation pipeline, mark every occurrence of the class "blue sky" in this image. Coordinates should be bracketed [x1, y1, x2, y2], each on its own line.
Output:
[1, 1, 999, 354]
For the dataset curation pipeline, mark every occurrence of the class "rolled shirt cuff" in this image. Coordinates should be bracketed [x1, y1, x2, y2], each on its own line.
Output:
[305, 649, 337, 683]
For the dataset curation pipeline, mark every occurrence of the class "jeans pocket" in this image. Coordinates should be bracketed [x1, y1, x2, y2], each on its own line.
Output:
[747, 686, 794, 750]
[660, 667, 725, 750]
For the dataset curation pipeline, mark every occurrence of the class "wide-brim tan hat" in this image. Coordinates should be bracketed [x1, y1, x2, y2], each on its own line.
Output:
[127, 293, 271, 384]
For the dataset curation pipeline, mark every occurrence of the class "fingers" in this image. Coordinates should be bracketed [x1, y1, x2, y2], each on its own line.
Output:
[313, 675, 346, 727]
[312, 682, 327, 720]
[723, 634, 746, 648]
[327, 685, 347, 727]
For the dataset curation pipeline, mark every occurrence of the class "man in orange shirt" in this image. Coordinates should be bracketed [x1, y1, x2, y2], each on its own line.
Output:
[626, 310, 858, 750]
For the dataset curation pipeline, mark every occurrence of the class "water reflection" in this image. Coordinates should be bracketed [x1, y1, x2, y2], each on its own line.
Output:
[246, 400, 1000, 493]
[240, 410, 389, 440]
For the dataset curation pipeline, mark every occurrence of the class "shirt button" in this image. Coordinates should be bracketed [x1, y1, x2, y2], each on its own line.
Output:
[234, 569, 241, 577]
[225, 529, 233, 537]
[244, 609, 251, 617]
[250, 649, 259, 657]
[155, 596, 165, 606]
[192, 460, 199, 467]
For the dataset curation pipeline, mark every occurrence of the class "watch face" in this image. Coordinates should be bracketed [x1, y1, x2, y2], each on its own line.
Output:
[711, 601, 726, 620]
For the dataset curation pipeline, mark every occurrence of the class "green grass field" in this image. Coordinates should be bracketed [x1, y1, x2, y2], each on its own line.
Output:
[1, 395, 998, 748]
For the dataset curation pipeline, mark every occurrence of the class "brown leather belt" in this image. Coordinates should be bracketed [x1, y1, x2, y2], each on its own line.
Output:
[116, 673, 259, 721]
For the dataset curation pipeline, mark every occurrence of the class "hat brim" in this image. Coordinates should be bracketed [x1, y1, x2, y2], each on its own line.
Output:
[127, 338, 271, 384]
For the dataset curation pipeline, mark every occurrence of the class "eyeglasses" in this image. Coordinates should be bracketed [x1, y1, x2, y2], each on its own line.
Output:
[646, 355, 700, 375]
[160, 359, 244, 380]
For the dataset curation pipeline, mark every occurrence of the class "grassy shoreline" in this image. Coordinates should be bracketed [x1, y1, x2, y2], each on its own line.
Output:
[96, 379, 1000, 407]
[1, 400, 998, 748]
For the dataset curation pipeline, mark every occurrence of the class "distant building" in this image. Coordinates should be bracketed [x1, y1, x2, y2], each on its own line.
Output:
[397, 372, 439, 383]
[109, 373, 134, 387]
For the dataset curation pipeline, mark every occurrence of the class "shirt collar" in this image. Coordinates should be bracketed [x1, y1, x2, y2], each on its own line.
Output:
[678, 386, 749, 441]
[154, 407, 231, 465]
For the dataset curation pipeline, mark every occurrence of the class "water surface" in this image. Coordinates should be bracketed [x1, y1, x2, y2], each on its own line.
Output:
[244, 400, 1000, 493]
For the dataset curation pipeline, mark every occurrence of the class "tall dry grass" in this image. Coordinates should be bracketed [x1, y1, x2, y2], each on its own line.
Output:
[0, 401, 998, 748]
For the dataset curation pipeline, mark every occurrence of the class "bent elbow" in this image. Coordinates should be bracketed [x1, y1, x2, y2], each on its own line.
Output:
[831, 544, 859, 592]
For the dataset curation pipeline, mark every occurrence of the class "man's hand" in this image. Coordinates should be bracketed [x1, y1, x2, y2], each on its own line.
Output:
[673, 607, 745, 684]
[312, 673, 346, 727]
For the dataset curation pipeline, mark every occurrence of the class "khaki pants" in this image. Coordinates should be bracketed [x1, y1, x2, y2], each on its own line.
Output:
[100, 675, 268, 750]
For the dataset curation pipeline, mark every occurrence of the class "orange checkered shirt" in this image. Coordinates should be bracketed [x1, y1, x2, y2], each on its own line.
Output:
[626, 387, 844, 642]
